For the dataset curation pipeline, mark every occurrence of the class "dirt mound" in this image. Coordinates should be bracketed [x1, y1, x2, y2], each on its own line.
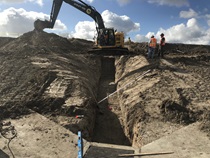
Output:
[0, 30, 100, 140]
[0, 37, 14, 48]
[0, 30, 93, 54]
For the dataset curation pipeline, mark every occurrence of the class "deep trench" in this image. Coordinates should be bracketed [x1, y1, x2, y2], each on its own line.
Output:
[92, 57, 131, 146]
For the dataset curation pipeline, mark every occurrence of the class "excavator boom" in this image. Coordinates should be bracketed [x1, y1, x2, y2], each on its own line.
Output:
[34, 0, 130, 56]
[34, 0, 105, 32]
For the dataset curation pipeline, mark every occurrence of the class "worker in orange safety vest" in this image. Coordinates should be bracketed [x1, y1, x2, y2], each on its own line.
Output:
[148, 35, 157, 59]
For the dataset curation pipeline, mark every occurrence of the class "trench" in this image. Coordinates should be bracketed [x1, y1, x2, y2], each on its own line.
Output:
[92, 57, 131, 146]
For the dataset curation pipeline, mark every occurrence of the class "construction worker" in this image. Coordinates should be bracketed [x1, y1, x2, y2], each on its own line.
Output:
[104, 30, 108, 45]
[148, 35, 157, 59]
[128, 37, 131, 45]
[158, 33, 166, 58]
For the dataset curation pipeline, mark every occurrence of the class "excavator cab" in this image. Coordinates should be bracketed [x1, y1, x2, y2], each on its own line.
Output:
[97, 29, 115, 47]
[91, 28, 129, 55]
[97, 28, 125, 48]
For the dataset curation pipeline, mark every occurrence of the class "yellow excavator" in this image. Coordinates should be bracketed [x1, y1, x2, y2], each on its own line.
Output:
[34, 0, 129, 55]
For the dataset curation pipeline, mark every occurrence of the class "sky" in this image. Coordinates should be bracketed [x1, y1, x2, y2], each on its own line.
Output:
[0, 0, 210, 44]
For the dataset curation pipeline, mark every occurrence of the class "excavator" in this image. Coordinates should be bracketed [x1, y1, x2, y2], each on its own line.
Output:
[34, 0, 130, 55]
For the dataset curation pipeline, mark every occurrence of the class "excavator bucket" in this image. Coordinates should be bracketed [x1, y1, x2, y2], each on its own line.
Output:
[34, 19, 51, 31]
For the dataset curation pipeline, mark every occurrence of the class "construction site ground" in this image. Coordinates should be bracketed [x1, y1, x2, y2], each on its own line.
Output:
[0, 30, 210, 158]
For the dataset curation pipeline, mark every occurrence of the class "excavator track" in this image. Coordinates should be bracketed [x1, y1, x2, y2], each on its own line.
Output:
[88, 47, 135, 56]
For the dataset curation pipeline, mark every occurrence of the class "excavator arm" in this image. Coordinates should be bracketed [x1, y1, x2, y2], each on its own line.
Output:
[34, 0, 105, 33]
[34, 0, 129, 55]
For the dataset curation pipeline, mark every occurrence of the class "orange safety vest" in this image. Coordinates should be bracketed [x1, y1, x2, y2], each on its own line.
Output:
[160, 37, 165, 46]
[149, 38, 157, 48]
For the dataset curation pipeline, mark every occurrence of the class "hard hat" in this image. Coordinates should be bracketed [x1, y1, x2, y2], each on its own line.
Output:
[160, 33, 164, 37]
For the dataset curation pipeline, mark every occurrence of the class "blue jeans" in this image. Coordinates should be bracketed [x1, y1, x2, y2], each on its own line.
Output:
[148, 47, 155, 58]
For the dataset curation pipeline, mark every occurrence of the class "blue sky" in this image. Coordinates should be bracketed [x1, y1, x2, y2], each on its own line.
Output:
[0, 0, 210, 44]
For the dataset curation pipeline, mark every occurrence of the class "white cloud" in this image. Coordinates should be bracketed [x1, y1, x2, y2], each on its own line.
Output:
[85, 0, 94, 3]
[0, 7, 138, 40]
[148, 0, 189, 7]
[72, 10, 140, 40]
[134, 34, 149, 42]
[0, 7, 66, 37]
[206, 14, 210, 26]
[72, 21, 96, 40]
[32, 0, 43, 6]
[207, 20, 210, 26]
[180, 9, 198, 18]
[205, 14, 210, 19]
[158, 18, 207, 44]
[0, 0, 23, 3]
[135, 18, 210, 45]
[0, 0, 43, 6]
[102, 10, 140, 34]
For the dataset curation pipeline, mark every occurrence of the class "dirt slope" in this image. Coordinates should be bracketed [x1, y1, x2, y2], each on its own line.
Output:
[0, 30, 101, 140]
[116, 43, 210, 147]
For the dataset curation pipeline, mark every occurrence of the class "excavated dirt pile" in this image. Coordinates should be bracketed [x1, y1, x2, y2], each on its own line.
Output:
[116, 42, 210, 147]
[0, 30, 101, 140]
[0, 30, 210, 157]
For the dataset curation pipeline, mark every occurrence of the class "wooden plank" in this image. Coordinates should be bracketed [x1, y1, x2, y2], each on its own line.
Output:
[118, 151, 174, 157]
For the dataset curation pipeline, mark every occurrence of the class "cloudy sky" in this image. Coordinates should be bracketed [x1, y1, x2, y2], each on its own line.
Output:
[0, 0, 210, 44]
